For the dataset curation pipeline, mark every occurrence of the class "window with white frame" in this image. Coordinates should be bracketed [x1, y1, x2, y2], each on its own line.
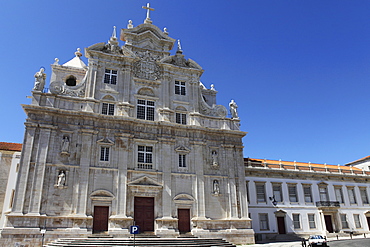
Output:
[308, 214, 316, 229]
[137, 145, 153, 169]
[178, 154, 186, 168]
[303, 185, 313, 203]
[354, 214, 361, 228]
[100, 147, 110, 161]
[340, 214, 349, 229]
[319, 186, 329, 201]
[347, 187, 357, 204]
[256, 183, 266, 203]
[175, 81, 186, 95]
[360, 187, 369, 204]
[288, 184, 298, 202]
[104, 69, 117, 84]
[293, 214, 301, 229]
[259, 213, 269, 230]
[137, 99, 155, 121]
[102, 103, 115, 115]
[335, 186, 344, 203]
[176, 112, 187, 125]
[272, 183, 283, 202]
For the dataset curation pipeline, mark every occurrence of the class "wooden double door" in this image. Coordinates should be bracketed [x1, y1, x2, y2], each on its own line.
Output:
[178, 209, 191, 233]
[93, 206, 109, 233]
[134, 197, 155, 232]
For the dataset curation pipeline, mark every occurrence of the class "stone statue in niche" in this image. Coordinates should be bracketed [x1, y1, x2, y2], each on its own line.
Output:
[61, 136, 70, 153]
[57, 170, 66, 187]
[211, 150, 218, 166]
[33, 67, 46, 92]
[213, 180, 220, 195]
[229, 99, 239, 119]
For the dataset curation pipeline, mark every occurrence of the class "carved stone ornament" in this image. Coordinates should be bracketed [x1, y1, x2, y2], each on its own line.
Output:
[50, 80, 86, 97]
[199, 92, 227, 117]
[133, 51, 162, 81]
[102, 43, 123, 55]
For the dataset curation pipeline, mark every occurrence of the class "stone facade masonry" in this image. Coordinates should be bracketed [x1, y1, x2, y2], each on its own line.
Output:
[0, 13, 254, 246]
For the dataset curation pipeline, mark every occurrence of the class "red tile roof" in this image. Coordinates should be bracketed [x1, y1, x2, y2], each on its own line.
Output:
[245, 158, 368, 175]
[0, 142, 22, 152]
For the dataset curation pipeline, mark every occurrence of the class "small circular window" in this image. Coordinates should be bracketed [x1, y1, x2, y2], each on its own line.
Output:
[65, 75, 77, 86]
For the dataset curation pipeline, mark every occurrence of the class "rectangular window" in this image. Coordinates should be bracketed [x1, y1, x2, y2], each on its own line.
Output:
[100, 147, 109, 161]
[360, 188, 369, 204]
[308, 214, 316, 229]
[272, 184, 283, 202]
[303, 185, 313, 203]
[348, 187, 357, 204]
[340, 214, 349, 229]
[102, 103, 115, 115]
[293, 214, 300, 229]
[137, 99, 155, 121]
[288, 184, 298, 202]
[319, 187, 328, 201]
[138, 145, 153, 163]
[175, 81, 186, 95]
[104, 69, 117, 84]
[176, 112, 187, 125]
[354, 214, 361, 228]
[179, 154, 186, 167]
[256, 183, 266, 203]
[259, 213, 269, 230]
[335, 187, 344, 203]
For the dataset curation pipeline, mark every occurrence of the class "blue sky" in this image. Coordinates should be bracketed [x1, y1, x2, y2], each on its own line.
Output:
[1, 1, 370, 165]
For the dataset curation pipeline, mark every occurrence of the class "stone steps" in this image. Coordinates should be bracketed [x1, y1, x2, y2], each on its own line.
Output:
[45, 237, 236, 247]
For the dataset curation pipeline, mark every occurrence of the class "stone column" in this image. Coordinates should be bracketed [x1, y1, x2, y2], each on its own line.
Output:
[235, 145, 249, 218]
[115, 134, 131, 217]
[192, 141, 206, 218]
[11, 123, 37, 214]
[159, 138, 174, 218]
[76, 129, 96, 216]
[224, 145, 238, 218]
[28, 125, 53, 214]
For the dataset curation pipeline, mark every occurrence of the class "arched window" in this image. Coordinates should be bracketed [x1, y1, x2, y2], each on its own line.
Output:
[65, 75, 77, 86]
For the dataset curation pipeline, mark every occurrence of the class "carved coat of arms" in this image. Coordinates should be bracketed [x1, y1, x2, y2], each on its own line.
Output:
[133, 51, 161, 80]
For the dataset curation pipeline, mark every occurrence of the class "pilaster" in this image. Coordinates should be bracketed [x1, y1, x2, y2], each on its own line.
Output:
[28, 125, 53, 214]
[11, 124, 37, 214]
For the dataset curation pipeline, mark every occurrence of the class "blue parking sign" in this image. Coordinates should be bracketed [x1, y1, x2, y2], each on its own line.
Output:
[130, 225, 140, 234]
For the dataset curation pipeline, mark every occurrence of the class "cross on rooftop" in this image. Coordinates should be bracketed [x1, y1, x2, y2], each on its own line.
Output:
[142, 3, 154, 24]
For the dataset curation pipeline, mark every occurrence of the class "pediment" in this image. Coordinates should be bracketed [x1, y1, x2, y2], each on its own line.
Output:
[97, 138, 114, 145]
[90, 190, 115, 201]
[318, 182, 328, 186]
[175, 146, 191, 153]
[128, 176, 162, 188]
[120, 23, 176, 51]
[173, 193, 195, 204]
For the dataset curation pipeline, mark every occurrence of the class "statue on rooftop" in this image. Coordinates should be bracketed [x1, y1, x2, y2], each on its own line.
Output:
[33, 67, 46, 92]
[229, 99, 239, 119]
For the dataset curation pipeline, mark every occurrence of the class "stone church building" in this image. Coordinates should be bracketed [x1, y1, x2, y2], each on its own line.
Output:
[1, 6, 254, 246]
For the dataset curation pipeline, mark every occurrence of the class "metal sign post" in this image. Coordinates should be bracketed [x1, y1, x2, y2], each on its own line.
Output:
[130, 225, 140, 247]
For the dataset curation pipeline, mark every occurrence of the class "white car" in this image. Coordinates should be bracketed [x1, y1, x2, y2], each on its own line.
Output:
[308, 235, 328, 247]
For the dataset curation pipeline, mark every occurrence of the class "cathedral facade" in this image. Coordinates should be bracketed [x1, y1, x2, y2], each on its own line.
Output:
[1, 8, 253, 246]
